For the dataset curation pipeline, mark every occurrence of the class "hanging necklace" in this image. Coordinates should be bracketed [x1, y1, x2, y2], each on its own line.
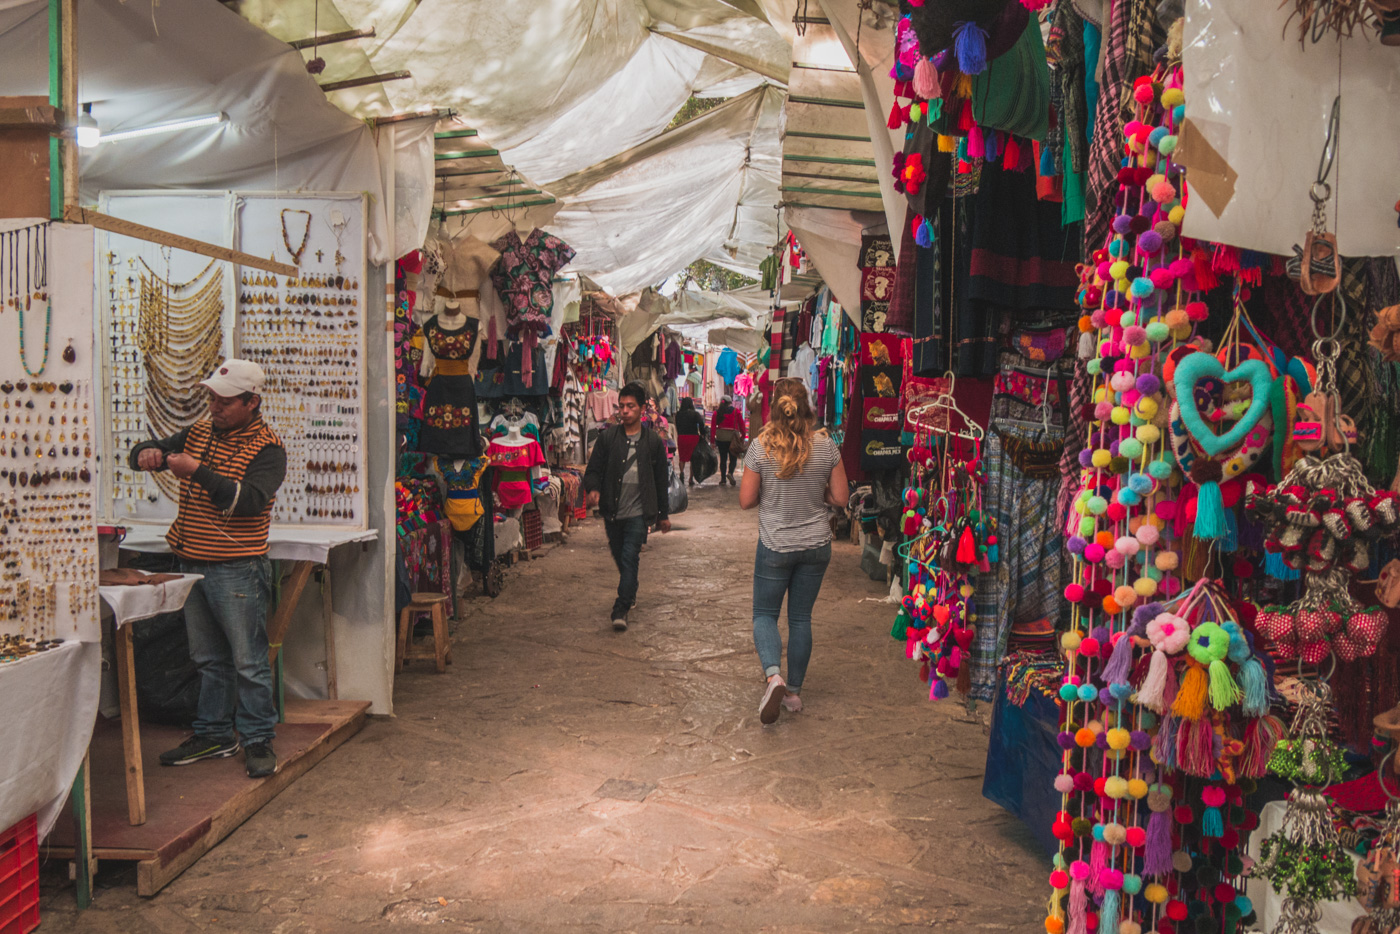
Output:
[281, 209, 313, 266]
[17, 225, 49, 377]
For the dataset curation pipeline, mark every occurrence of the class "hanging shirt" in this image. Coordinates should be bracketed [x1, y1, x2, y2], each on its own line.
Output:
[716, 348, 742, 384]
[787, 342, 816, 388]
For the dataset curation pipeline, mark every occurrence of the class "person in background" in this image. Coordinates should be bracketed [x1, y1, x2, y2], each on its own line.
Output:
[746, 387, 764, 433]
[674, 397, 706, 487]
[684, 363, 703, 399]
[584, 382, 672, 632]
[738, 377, 847, 724]
[711, 396, 746, 486]
[129, 360, 287, 778]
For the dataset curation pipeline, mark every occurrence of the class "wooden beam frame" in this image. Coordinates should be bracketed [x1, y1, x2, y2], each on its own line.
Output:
[434, 148, 500, 161]
[786, 94, 864, 109]
[319, 70, 411, 93]
[434, 198, 557, 218]
[0, 104, 64, 131]
[784, 154, 877, 167]
[434, 128, 479, 140]
[780, 185, 882, 198]
[784, 129, 871, 143]
[63, 206, 298, 277]
[288, 27, 375, 50]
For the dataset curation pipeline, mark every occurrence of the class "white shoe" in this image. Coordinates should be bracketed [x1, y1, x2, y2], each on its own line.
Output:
[759, 677, 786, 724]
[781, 693, 803, 713]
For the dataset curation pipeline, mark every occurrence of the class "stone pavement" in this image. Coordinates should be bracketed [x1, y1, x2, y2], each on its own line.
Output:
[40, 482, 1045, 932]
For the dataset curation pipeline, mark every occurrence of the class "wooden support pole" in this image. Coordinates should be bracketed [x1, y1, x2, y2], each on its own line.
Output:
[318, 70, 411, 93]
[62, 205, 298, 277]
[70, 753, 93, 909]
[59, 0, 76, 211]
[287, 26, 375, 49]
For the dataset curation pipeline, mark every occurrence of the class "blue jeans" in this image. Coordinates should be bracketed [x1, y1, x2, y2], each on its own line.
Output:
[604, 516, 649, 616]
[178, 557, 278, 744]
[752, 541, 831, 692]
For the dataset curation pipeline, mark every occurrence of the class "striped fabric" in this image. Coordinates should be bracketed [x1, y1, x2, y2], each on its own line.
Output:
[969, 420, 1066, 702]
[744, 435, 840, 553]
[166, 417, 282, 561]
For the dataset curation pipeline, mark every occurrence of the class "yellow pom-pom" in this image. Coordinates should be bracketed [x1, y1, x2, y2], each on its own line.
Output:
[1135, 397, 1159, 420]
[1104, 775, 1130, 797]
[1161, 88, 1185, 107]
[1144, 883, 1168, 904]
[960, 584, 974, 598]
[1091, 449, 1112, 468]
[1146, 174, 1165, 190]
[1062, 631, 1083, 652]
[1168, 205, 1185, 224]
[1135, 424, 1161, 444]
[1109, 260, 1130, 280]
[1129, 342, 1152, 360]
[1094, 386, 1110, 404]
[1106, 728, 1132, 751]
[1127, 778, 1150, 798]
[1170, 323, 1193, 341]
[1111, 406, 1131, 425]
[1115, 277, 1131, 294]
[1134, 576, 1159, 597]
[1104, 748, 1126, 761]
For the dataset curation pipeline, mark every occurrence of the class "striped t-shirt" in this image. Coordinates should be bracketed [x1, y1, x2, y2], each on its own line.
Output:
[744, 434, 840, 552]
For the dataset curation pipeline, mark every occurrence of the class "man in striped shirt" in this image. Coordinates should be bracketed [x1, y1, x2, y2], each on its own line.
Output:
[130, 359, 287, 779]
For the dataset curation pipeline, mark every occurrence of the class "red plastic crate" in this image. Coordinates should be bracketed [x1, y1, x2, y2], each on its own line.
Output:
[0, 814, 38, 934]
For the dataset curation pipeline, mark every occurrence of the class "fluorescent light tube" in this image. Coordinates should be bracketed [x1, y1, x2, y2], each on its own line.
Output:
[100, 112, 227, 143]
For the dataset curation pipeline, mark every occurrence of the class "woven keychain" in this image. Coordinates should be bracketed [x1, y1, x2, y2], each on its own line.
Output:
[1255, 680, 1358, 934]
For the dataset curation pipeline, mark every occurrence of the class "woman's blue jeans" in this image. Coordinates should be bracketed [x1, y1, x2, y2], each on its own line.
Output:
[752, 541, 831, 692]
[178, 556, 278, 744]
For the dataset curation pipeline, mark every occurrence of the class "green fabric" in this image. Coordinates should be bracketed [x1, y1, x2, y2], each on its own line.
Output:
[971, 19, 1051, 141]
[1060, 119, 1085, 225]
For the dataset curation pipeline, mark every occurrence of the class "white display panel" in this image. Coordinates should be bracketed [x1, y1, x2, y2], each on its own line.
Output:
[0, 220, 100, 643]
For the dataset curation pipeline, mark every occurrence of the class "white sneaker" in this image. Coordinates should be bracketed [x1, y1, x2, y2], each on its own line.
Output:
[759, 677, 786, 724]
[781, 693, 803, 713]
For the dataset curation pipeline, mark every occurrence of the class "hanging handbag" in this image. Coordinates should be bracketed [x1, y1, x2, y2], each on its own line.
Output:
[730, 436, 749, 457]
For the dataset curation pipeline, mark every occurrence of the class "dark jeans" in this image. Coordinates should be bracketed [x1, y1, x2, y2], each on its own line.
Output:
[177, 557, 278, 744]
[719, 444, 736, 478]
[752, 541, 832, 692]
[604, 516, 649, 617]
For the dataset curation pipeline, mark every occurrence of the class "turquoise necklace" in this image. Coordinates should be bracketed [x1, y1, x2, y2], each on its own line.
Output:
[18, 225, 50, 378]
[18, 296, 50, 378]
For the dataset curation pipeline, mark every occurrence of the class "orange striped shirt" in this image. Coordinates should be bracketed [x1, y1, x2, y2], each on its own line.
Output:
[166, 417, 282, 561]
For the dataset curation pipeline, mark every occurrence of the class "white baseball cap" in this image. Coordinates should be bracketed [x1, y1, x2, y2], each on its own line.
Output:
[200, 359, 266, 397]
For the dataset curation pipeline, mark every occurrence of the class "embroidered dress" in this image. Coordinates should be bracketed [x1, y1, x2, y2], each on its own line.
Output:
[420, 316, 483, 458]
[489, 228, 576, 385]
[437, 456, 491, 533]
[487, 437, 546, 509]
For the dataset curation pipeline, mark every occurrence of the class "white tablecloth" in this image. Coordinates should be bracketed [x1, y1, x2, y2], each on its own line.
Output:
[119, 526, 379, 564]
[98, 574, 203, 626]
[1247, 799, 1363, 933]
[0, 641, 101, 838]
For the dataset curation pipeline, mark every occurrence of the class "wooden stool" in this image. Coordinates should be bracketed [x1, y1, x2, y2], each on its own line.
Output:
[396, 592, 453, 672]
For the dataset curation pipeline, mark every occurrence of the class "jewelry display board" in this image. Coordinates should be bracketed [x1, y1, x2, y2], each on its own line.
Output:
[0, 220, 100, 644]
[94, 191, 368, 530]
[234, 193, 368, 528]
[96, 192, 237, 522]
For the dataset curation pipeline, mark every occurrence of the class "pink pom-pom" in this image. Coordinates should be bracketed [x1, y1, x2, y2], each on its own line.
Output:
[1100, 868, 1125, 890]
[1095, 401, 1114, 420]
[1136, 524, 1161, 546]
[1149, 268, 1176, 289]
[1106, 503, 1128, 522]
[1116, 536, 1141, 556]
[1084, 543, 1106, 563]
[1201, 787, 1227, 807]
[1097, 261, 1113, 279]
[1054, 773, 1076, 793]
[1151, 181, 1177, 204]
[1170, 258, 1194, 278]
[1123, 325, 1148, 346]
[1070, 860, 1091, 880]
[1104, 550, 1126, 570]
[1065, 583, 1086, 601]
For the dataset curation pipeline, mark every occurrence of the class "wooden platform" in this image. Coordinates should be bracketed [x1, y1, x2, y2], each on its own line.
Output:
[48, 698, 368, 895]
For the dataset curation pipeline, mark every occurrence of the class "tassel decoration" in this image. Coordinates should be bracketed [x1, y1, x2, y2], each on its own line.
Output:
[1239, 656, 1270, 717]
[937, 133, 958, 153]
[1208, 658, 1242, 710]
[1136, 649, 1171, 710]
[1144, 808, 1174, 875]
[952, 21, 990, 75]
[952, 71, 974, 99]
[1172, 660, 1209, 720]
[1067, 873, 1088, 934]
[1098, 888, 1120, 928]
[1195, 478, 1227, 539]
[1087, 841, 1108, 897]
[913, 57, 942, 100]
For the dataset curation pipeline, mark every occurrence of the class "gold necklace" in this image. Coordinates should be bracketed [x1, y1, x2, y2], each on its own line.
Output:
[281, 209, 312, 266]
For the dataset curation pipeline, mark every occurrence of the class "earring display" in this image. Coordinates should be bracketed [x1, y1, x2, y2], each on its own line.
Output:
[0, 218, 98, 643]
[236, 195, 368, 527]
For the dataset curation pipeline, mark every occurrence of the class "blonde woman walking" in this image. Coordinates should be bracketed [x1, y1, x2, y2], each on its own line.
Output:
[738, 378, 847, 723]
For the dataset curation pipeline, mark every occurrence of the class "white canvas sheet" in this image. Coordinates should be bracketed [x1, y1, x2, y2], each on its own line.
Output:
[1182, 0, 1400, 258]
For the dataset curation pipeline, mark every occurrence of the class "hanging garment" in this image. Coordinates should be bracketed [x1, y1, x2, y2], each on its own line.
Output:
[488, 436, 546, 509]
[489, 228, 576, 385]
[419, 315, 483, 458]
[716, 347, 742, 385]
[968, 416, 1066, 702]
[438, 456, 491, 532]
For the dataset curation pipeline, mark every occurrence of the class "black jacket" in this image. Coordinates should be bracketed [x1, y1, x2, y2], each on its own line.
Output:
[676, 408, 706, 436]
[584, 424, 668, 523]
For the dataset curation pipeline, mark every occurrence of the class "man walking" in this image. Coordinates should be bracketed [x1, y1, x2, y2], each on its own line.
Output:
[584, 382, 671, 631]
[130, 360, 287, 778]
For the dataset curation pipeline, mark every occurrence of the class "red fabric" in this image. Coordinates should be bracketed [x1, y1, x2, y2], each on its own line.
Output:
[678, 434, 700, 463]
[711, 408, 746, 437]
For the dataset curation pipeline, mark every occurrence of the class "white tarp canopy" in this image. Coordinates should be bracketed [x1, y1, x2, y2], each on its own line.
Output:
[785, 204, 882, 322]
[0, 0, 407, 263]
[1181, 0, 1400, 258]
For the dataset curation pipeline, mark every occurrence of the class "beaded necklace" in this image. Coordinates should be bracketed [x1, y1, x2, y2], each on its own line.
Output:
[280, 209, 312, 266]
[17, 225, 50, 378]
